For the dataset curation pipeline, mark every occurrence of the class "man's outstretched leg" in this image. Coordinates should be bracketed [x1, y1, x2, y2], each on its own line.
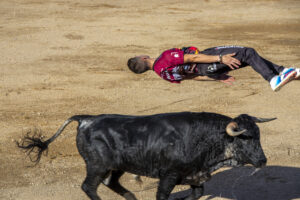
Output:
[199, 46, 298, 91]
[241, 47, 297, 91]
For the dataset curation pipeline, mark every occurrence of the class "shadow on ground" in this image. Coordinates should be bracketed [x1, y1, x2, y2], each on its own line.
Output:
[169, 166, 300, 200]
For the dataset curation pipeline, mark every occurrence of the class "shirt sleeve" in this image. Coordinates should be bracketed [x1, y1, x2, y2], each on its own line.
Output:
[181, 46, 200, 54]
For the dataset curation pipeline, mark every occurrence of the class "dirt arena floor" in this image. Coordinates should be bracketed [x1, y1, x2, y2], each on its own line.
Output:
[1, 0, 300, 199]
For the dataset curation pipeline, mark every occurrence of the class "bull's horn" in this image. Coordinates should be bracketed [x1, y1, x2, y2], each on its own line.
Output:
[251, 117, 277, 123]
[226, 122, 247, 137]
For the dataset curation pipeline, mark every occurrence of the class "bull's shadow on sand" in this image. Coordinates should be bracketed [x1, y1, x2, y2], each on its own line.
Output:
[169, 166, 300, 200]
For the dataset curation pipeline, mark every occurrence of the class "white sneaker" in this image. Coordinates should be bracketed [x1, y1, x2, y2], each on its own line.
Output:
[295, 68, 300, 79]
[283, 67, 300, 79]
[270, 68, 297, 91]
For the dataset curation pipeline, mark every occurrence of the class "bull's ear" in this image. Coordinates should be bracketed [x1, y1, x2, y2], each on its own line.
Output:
[251, 117, 277, 123]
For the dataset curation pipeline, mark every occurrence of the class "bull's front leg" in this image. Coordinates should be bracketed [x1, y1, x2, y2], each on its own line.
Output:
[177, 172, 210, 200]
[183, 185, 204, 200]
[156, 172, 179, 200]
[182, 172, 210, 200]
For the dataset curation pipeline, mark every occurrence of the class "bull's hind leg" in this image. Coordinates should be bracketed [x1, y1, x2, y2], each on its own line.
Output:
[81, 165, 109, 200]
[105, 170, 137, 200]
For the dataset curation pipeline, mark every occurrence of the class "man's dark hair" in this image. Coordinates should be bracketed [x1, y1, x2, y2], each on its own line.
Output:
[127, 57, 149, 74]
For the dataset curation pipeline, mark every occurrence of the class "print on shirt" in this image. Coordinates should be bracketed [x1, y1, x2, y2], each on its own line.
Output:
[171, 52, 180, 58]
[207, 63, 217, 73]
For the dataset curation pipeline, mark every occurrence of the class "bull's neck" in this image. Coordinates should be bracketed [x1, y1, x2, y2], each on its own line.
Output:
[201, 135, 232, 169]
[205, 142, 236, 170]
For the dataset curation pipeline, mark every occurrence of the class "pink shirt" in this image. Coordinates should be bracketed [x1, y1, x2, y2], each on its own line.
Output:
[153, 47, 199, 83]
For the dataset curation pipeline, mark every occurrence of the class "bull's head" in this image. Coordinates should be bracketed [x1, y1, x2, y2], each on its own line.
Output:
[225, 114, 276, 168]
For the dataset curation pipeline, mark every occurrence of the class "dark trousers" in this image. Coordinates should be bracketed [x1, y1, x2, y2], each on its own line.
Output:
[196, 46, 284, 82]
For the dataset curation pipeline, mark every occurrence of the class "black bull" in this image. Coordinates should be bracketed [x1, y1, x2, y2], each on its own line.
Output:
[17, 112, 276, 200]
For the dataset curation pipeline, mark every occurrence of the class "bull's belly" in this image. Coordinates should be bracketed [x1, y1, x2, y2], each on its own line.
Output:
[119, 161, 210, 186]
[117, 157, 200, 180]
[118, 160, 164, 178]
[113, 147, 205, 179]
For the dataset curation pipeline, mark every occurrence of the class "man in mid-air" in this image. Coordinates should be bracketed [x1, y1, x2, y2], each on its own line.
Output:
[127, 46, 299, 91]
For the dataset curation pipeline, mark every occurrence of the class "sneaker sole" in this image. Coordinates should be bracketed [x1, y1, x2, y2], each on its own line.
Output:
[273, 71, 297, 92]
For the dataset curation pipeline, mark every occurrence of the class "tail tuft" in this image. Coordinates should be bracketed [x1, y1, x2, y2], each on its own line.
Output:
[17, 116, 83, 164]
[16, 129, 49, 164]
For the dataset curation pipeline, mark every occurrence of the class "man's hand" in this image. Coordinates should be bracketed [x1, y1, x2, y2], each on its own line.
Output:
[222, 53, 241, 69]
[214, 73, 235, 85]
[191, 73, 235, 85]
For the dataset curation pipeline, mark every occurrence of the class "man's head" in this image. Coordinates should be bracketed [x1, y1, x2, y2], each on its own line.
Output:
[127, 55, 150, 74]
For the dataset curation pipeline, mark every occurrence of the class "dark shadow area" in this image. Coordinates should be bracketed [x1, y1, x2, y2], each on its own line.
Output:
[169, 166, 300, 200]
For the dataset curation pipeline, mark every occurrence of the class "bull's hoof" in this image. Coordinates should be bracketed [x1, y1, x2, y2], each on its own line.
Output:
[134, 175, 143, 185]
[184, 196, 199, 200]
[173, 197, 198, 200]
[123, 192, 137, 200]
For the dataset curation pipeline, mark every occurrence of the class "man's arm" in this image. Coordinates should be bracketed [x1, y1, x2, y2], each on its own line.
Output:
[184, 53, 241, 69]
[184, 54, 219, 63]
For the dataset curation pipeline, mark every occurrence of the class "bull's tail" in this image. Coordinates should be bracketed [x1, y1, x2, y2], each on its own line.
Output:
[17, 115, 91, 163]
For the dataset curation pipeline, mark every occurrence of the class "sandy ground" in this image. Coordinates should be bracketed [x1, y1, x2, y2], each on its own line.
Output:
[0, 0, 300, 199]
